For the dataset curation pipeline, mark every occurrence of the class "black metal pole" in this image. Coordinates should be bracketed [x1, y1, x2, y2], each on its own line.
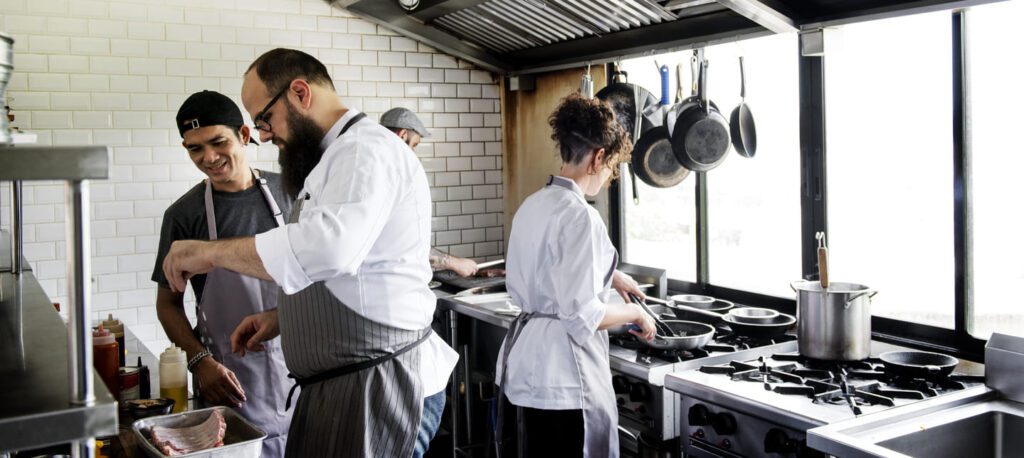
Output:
[952, 11, 973, 339]
[798, 33, 828, 281]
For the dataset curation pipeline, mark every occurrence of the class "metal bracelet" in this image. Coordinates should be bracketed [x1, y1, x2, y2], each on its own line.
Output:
[187, 349, 212, 372]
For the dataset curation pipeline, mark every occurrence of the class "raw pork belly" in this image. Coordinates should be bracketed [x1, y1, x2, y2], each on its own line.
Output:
[150, 409, 226, 456]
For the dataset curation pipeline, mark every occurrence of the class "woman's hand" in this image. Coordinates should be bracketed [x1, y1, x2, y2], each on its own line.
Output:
[612, 270, 645, 303]
[629, 304, 657, 342]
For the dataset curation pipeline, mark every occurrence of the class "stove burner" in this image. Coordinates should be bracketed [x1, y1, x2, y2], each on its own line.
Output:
[814, 382, 896, 409]
[704, 351, 981, 416]
[739, 371, 786, 384]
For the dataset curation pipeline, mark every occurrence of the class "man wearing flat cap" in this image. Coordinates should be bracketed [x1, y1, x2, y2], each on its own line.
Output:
[152, 90, 293, 457]
[380, 107, 481, 278]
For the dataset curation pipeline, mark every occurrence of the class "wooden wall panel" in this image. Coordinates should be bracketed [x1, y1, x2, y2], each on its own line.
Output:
[500, 67, 608, 247]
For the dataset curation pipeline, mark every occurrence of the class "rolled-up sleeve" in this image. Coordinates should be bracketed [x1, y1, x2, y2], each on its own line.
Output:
[254, 140, 398, 294]
[552, 215, 607, 345]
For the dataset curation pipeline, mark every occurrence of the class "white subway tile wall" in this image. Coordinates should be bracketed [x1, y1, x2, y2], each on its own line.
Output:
[0, 0, 504, 353]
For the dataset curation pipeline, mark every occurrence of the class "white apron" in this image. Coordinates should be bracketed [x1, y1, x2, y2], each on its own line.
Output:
[497, 175, 620, 458]
[196, 169, 292, 457]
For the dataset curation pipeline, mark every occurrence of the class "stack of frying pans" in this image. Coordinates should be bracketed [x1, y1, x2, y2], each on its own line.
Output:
[598, 54, 758, 190]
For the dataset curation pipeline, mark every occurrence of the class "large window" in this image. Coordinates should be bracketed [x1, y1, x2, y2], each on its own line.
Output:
[619, 166, 698, 281]
[618, 56, 698, 281]
[704, 34, 801, 298]
[619, 33, 800, 289]
[825, 12, 954, 328]
[968, 0, 1024, 339]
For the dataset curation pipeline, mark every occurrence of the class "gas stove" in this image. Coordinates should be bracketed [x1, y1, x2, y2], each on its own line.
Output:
[607, 304, 798, 452]
[665, 341, 984, 457]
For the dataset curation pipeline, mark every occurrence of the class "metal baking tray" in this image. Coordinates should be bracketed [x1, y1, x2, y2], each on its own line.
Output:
[131, 406, 267, 457]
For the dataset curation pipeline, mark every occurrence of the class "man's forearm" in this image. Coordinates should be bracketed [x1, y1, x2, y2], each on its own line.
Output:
[209, 237, 272, 281]
[156, 290, 207, 361]
[429, 247, 450, 271]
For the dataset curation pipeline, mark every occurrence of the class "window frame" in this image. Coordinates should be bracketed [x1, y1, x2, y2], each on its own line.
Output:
[612, 10, 988, 361]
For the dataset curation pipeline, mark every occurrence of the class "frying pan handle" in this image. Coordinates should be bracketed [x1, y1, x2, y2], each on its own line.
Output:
[739, 56, 746, 100]
[676, 63, 685, 102]
[690, 54, 699, 97]
[659, 64, 670, 105]
[670, 303, 725, 324]
[699, 60, 710, 115]
[629, 164, 640, 205]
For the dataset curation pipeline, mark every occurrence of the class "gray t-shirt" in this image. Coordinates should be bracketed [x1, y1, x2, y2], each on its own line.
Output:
[151, 171, 293, 303]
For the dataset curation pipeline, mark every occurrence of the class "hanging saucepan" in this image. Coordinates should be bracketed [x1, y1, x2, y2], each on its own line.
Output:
[596, 66, 658, 204]
[664, 56, 700, 146]
[631, 63, 689, 188]
[595, 67, 659, 144]
[878, 351, 959, 379]
[730, 56, 757, 158]
[671, 59, 731, 172]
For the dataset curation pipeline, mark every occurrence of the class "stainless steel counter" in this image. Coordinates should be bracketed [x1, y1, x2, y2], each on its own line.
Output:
[0, 268, 118, 452]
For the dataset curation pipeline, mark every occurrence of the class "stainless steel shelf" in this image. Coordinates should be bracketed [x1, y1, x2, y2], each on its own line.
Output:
[0, 239, 118, 452]
[0, 145, 110, 181]
[1, 143, 113, 456]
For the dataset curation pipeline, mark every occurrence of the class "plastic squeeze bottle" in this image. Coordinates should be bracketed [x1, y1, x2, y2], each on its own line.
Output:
[159, 345, 188, 413]
[92, 325, 120, 400]
[101, 314, 126, 367]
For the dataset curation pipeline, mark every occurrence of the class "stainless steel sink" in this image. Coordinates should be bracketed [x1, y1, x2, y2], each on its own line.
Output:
[877, 409, 1024, 457]
[807, 385, 1024, 458]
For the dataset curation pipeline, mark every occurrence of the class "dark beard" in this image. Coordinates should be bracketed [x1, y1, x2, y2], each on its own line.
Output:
[277, 105, 327, 200]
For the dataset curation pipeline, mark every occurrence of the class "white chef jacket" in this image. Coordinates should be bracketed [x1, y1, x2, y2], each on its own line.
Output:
[254, 109, 458, 395]
[498, 175, 619, 409]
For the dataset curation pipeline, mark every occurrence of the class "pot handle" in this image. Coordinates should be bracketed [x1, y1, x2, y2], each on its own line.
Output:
[790, 281, 802, 293]
[844, 289, 879, 309]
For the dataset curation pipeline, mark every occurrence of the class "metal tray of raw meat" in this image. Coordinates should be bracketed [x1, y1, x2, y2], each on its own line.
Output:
[132, 406, 267, 457]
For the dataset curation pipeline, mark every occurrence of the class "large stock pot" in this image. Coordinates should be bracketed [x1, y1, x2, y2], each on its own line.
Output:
[791, 281, 877, 361]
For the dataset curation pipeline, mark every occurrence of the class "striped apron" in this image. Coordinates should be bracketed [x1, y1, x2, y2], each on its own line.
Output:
[278, 112, 431, 457]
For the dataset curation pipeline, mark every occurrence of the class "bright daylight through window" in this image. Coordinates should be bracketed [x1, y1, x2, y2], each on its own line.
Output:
[968, 0, 1024, 339]
[619, 32, 801, 295]
[826, 11, 954, 328]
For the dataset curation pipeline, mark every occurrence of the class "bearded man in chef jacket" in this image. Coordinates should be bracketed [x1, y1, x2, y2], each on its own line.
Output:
[153, 90, 293, 458]
[380, 106, 480, 278]
[161, 48, 457, 458]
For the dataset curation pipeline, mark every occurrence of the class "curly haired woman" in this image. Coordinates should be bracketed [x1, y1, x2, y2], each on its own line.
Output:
[496, 93, 657, 457]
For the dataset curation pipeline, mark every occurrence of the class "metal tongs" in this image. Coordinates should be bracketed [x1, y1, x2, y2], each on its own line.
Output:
[629, 293, 675, 338]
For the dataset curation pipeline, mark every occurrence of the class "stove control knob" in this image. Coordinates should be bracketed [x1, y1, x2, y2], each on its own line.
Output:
[612, 375, 630, 394]
[764, 428, 798, 454]
[710, 412, 738, 435]
[688, 404, 711, 426]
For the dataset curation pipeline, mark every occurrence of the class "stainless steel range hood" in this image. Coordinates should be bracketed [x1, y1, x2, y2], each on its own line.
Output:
[334, 0, 1003, 74]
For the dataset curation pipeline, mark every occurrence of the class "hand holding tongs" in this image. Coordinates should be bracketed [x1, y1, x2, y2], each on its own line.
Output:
[629, 293, 675, 338]
[816, 231, 829, 289]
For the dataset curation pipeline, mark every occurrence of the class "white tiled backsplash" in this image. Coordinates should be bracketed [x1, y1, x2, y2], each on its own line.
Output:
[0, 0, 504, 354]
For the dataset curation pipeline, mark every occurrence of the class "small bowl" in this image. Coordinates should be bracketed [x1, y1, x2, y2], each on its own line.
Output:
[126, 398, 175, 420]
[727, 307, 780, 324]
[670, 294, 716, 309]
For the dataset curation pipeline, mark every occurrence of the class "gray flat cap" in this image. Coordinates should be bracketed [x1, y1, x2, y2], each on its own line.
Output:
[379, 107, 431, 138]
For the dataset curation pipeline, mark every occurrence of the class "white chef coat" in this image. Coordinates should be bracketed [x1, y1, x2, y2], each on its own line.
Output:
[254, 109, 458, 395]
[498, 175, 619, 409]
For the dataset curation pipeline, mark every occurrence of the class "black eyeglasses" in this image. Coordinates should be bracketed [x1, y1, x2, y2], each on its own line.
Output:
[253, 86, 288, 133]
